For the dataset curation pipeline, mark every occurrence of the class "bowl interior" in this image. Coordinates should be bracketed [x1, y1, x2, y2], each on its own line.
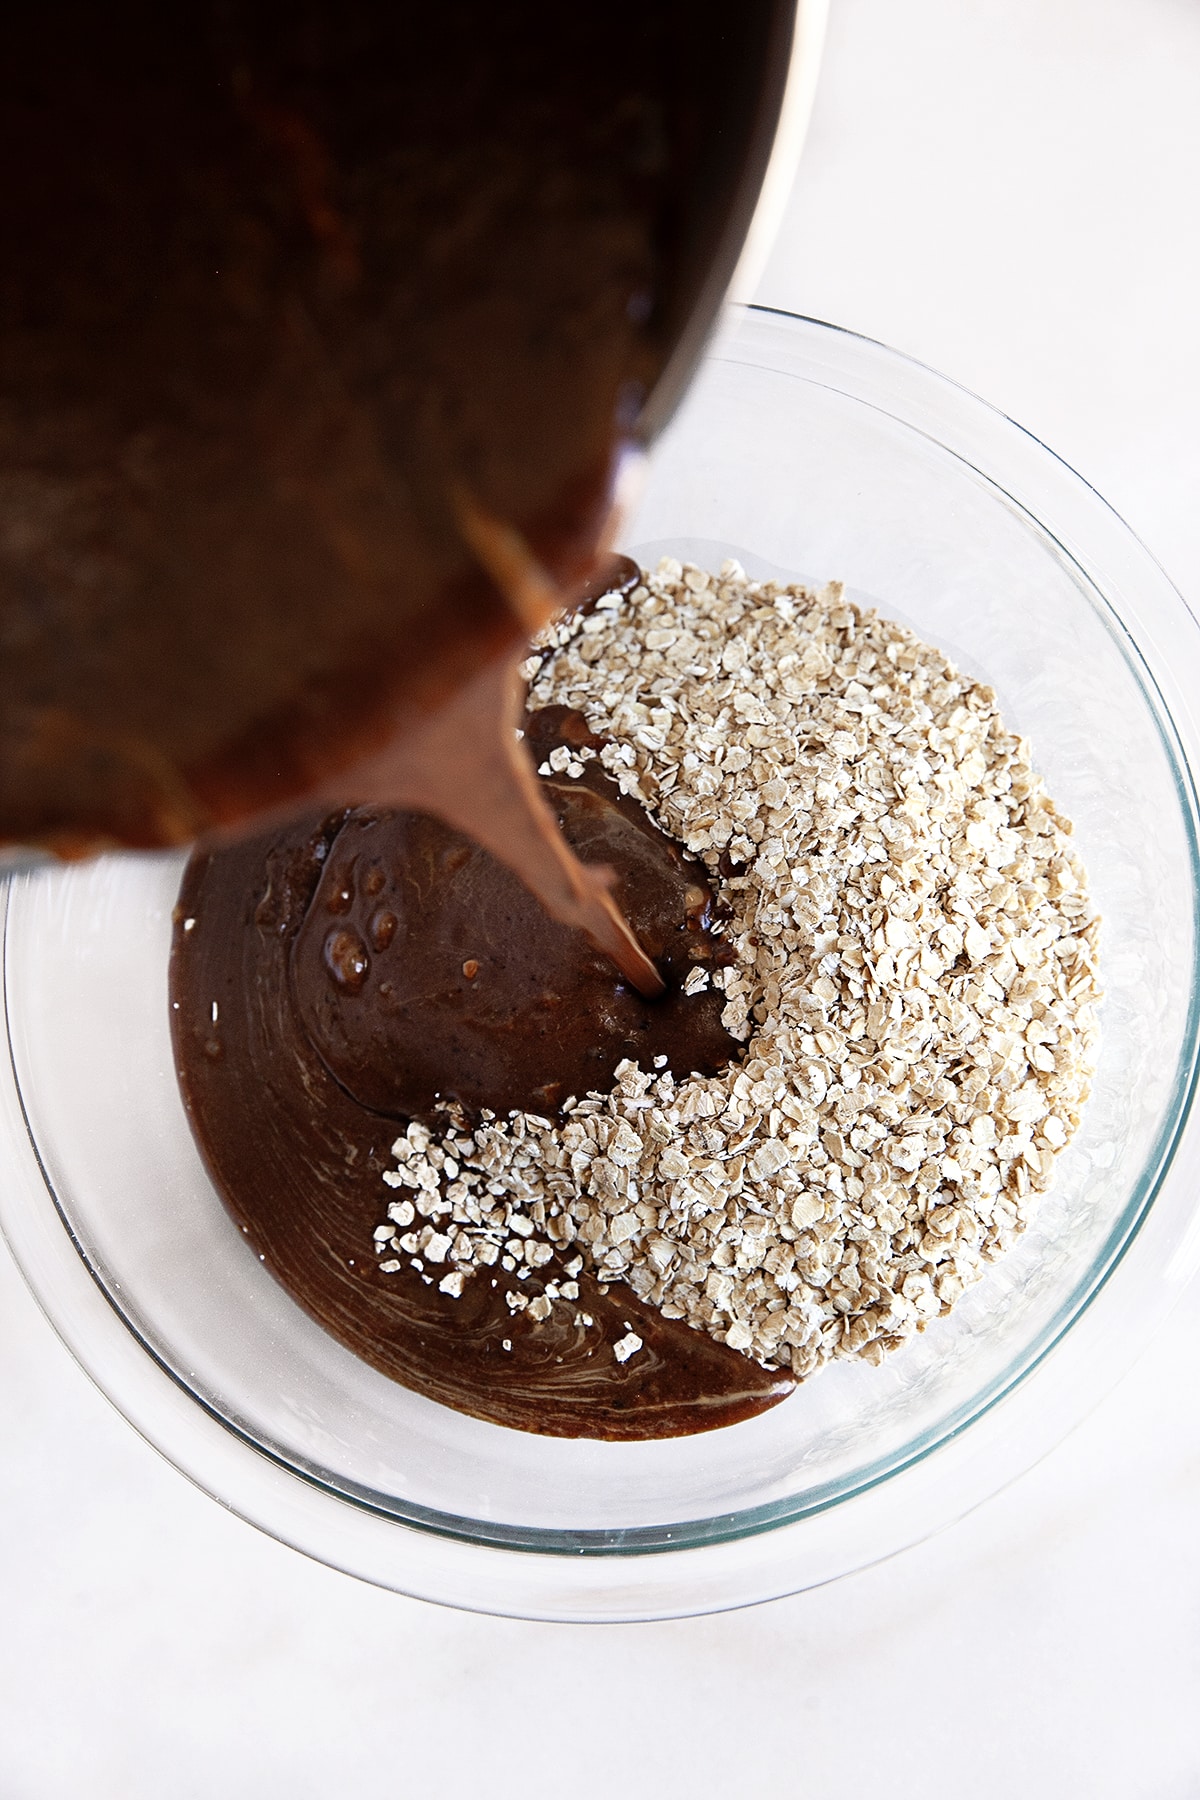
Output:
[4, 312, 1197, 1552]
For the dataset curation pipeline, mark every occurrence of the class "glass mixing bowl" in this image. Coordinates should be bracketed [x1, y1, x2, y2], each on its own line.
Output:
[2, 307, 1198, 1621]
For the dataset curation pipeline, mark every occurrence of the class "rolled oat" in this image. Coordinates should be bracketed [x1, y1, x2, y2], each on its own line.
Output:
[372, 560, 1101, 1379]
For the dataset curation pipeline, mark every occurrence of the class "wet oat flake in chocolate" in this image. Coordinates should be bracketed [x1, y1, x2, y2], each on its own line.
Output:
[171, 712, 793, 1439]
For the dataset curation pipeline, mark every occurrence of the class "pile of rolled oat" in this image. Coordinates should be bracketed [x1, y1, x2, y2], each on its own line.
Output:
[373, 559, 1101, 1377]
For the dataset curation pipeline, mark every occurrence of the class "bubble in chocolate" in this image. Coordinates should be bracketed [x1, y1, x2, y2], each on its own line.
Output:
[369, 909, 398, 952]
[324, 927, 370, 992]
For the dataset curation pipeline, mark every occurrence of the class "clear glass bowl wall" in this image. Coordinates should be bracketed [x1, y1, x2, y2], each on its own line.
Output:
[2, 309, 1198, 1617]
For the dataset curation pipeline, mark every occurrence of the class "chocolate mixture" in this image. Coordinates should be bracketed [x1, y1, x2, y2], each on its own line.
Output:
[171, 699, 794, 1438]
[8, 5, 800, 1435]
[1, 1, 792, 860]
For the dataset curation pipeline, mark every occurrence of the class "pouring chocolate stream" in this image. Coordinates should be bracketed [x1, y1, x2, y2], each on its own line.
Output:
[0, 0, 794, 956]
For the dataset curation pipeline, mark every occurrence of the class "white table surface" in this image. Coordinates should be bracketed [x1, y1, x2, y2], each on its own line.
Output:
[4, 2, 1200, 1793]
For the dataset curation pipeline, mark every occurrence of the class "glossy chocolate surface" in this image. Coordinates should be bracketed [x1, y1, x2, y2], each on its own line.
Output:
[170, 710, 794, 1438]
